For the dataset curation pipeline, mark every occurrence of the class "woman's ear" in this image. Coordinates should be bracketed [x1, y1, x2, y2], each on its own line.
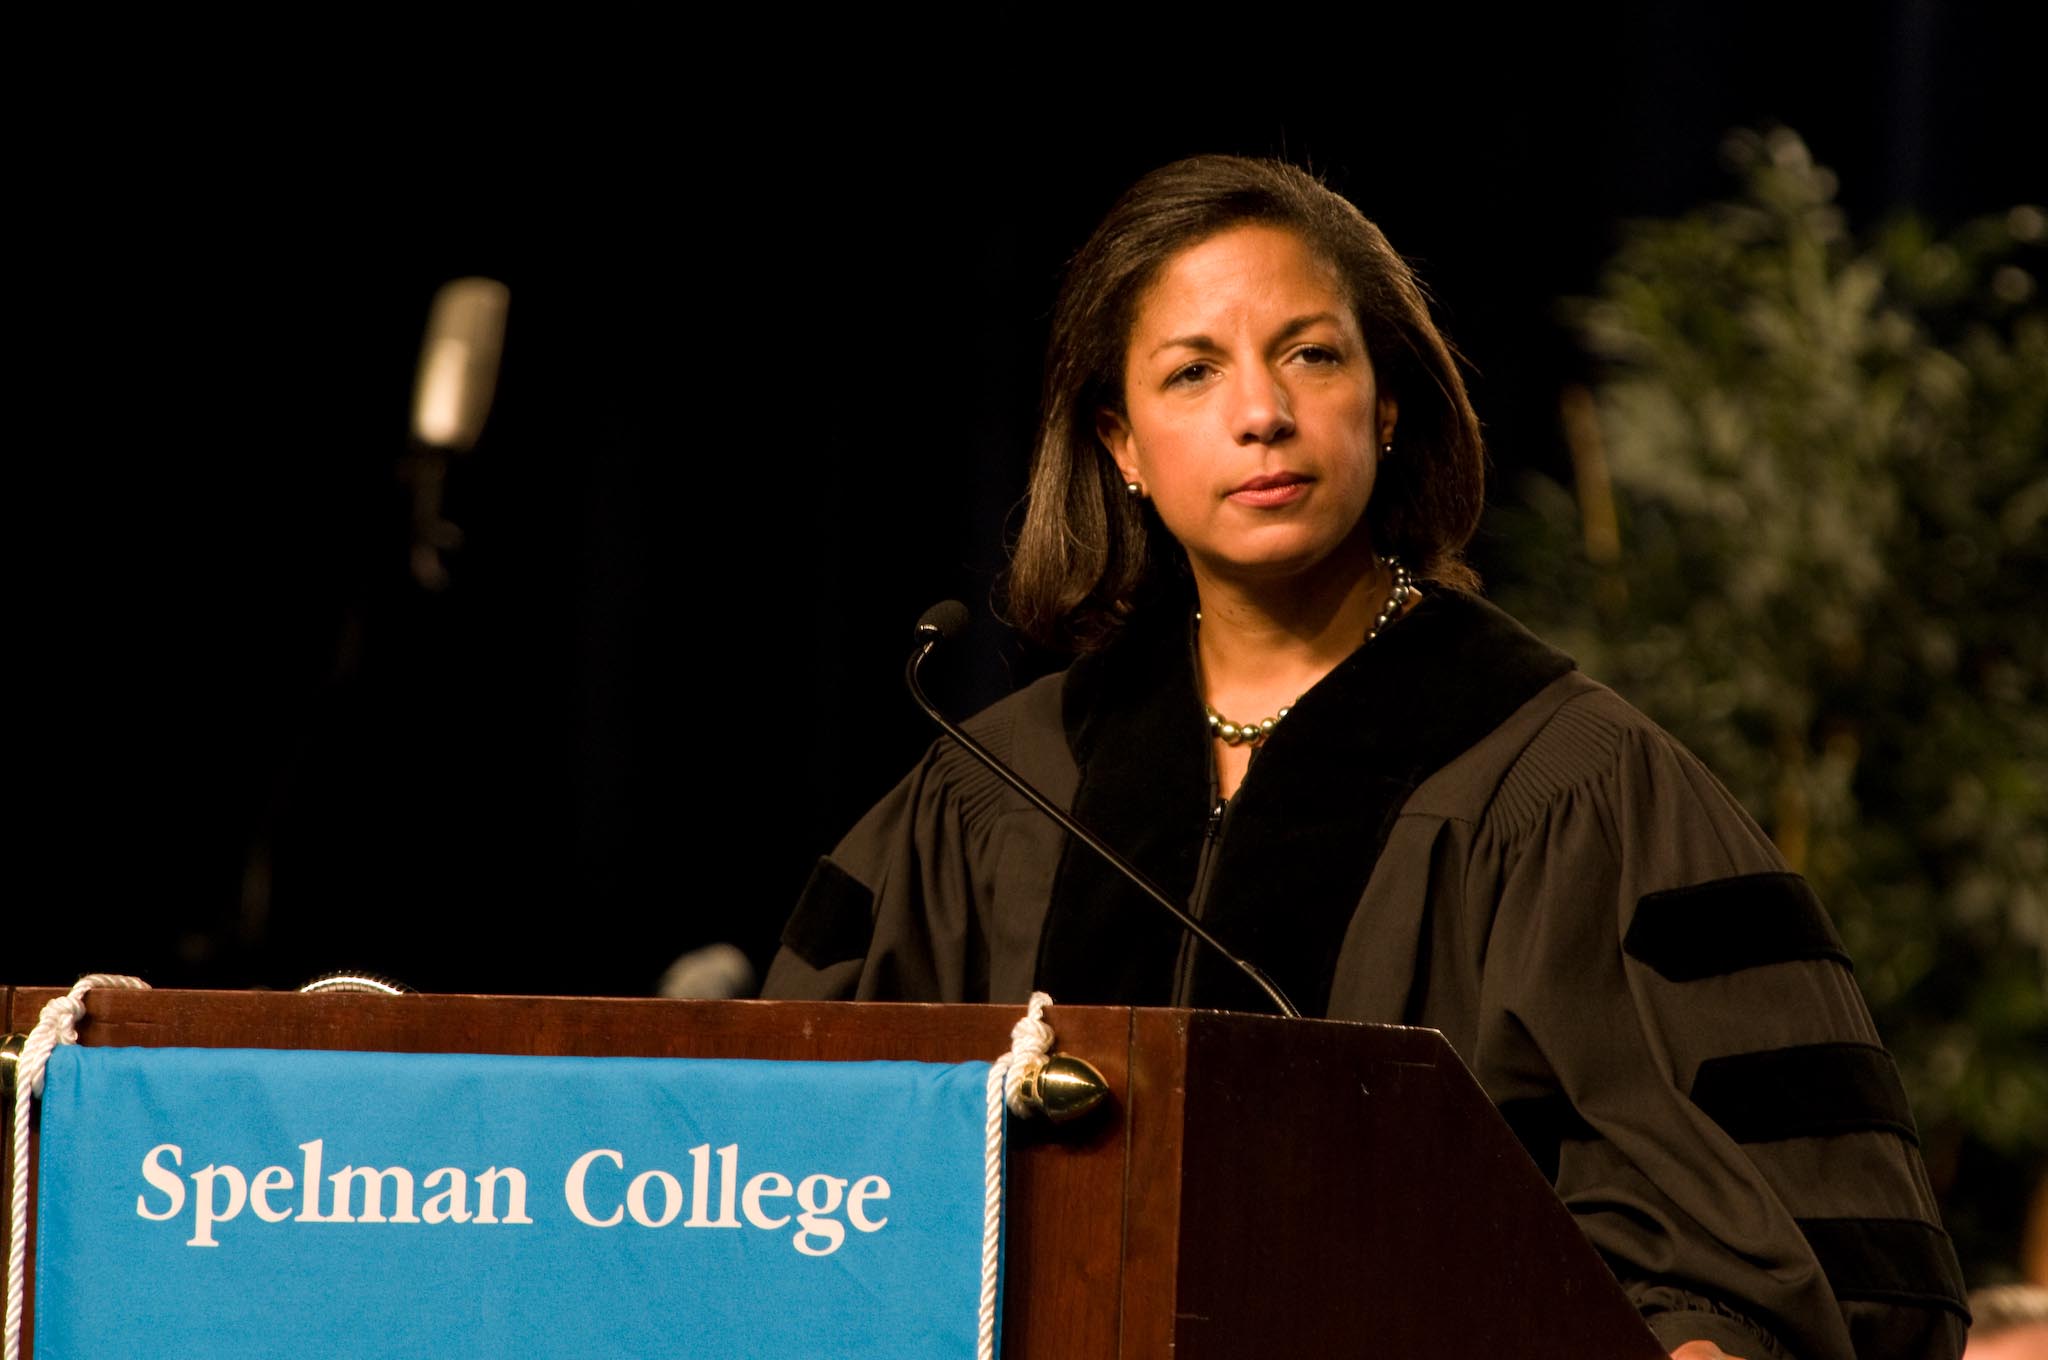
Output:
[1377, 395, 1399, 450]
[1096, 408, 1137, 484]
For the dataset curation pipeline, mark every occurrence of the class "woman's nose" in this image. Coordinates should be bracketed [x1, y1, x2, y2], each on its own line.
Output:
[1232, 368, 1295, 445]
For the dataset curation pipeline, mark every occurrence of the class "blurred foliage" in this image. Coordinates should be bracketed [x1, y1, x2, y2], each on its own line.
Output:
[1497, 128, 2046, 1268]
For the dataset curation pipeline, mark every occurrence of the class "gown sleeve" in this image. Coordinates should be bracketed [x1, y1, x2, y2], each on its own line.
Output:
[761, 677, 1069, 1004]
[1468, 690, 1969, 1359]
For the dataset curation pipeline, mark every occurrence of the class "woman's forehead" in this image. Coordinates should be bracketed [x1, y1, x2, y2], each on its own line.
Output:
[1126, 225, 1356, 343]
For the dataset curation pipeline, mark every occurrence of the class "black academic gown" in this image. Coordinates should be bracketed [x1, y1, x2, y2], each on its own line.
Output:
[766, 592, 1968, 1359]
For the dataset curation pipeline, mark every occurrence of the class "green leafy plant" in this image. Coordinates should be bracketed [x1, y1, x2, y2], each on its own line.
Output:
[1497, 126, 2046, 1279]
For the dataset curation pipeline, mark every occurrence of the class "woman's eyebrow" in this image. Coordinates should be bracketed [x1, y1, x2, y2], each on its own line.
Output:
[1147, 313, 1345, 359]
[1272, 312, 1344, 341]
[1148, 332, 1218, 357]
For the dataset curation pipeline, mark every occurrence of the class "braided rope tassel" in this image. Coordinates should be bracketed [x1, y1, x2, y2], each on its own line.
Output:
[978, 992, 1054, 1360]
[6, 974, 149, 1360]
[978, 1053, 1010, 1360]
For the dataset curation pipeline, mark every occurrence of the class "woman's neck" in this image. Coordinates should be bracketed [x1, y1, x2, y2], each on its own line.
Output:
[1191, 552, 1410, 804]
[1193, 556, 1397, 719]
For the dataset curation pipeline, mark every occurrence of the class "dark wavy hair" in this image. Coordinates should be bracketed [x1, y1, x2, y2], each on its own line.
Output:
[1005, 155, 1485, 654]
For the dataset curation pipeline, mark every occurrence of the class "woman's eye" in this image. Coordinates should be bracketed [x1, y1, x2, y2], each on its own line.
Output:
[1166, 361, 1214, 387]
[1294, 344, 1341, 366]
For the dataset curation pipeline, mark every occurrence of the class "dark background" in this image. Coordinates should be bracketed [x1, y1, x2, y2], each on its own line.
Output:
[16, 5, 2039, 998]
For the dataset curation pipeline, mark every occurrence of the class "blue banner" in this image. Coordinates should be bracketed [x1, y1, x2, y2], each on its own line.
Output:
[34, 1046, 998, 1358]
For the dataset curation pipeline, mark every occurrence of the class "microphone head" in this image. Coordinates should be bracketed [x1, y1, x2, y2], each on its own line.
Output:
[915, 599, 971, 643]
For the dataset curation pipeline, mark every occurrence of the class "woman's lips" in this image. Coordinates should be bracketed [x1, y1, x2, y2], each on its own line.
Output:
[1228, 473, 1312, 508]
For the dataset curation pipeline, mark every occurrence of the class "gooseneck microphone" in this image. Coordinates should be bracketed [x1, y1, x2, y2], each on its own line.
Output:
[905, 601, 1302, 1020]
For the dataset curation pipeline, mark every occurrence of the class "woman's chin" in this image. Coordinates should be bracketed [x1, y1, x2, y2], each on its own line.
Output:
[1190, 534, 1378, 594]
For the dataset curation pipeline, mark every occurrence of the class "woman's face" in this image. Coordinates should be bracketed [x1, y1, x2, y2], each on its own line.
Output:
[1098, 224, 1396, 592]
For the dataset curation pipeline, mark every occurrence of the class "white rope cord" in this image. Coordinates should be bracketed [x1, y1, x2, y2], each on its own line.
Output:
[978, 991, 1053, 1360]
[6, 974, 149, 1360]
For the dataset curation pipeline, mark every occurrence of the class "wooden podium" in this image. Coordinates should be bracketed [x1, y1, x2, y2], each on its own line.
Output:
[3, 986, 1662, 1357]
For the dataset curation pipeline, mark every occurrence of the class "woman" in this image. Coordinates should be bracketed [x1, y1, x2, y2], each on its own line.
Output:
[764, 156, 1966, 1360]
